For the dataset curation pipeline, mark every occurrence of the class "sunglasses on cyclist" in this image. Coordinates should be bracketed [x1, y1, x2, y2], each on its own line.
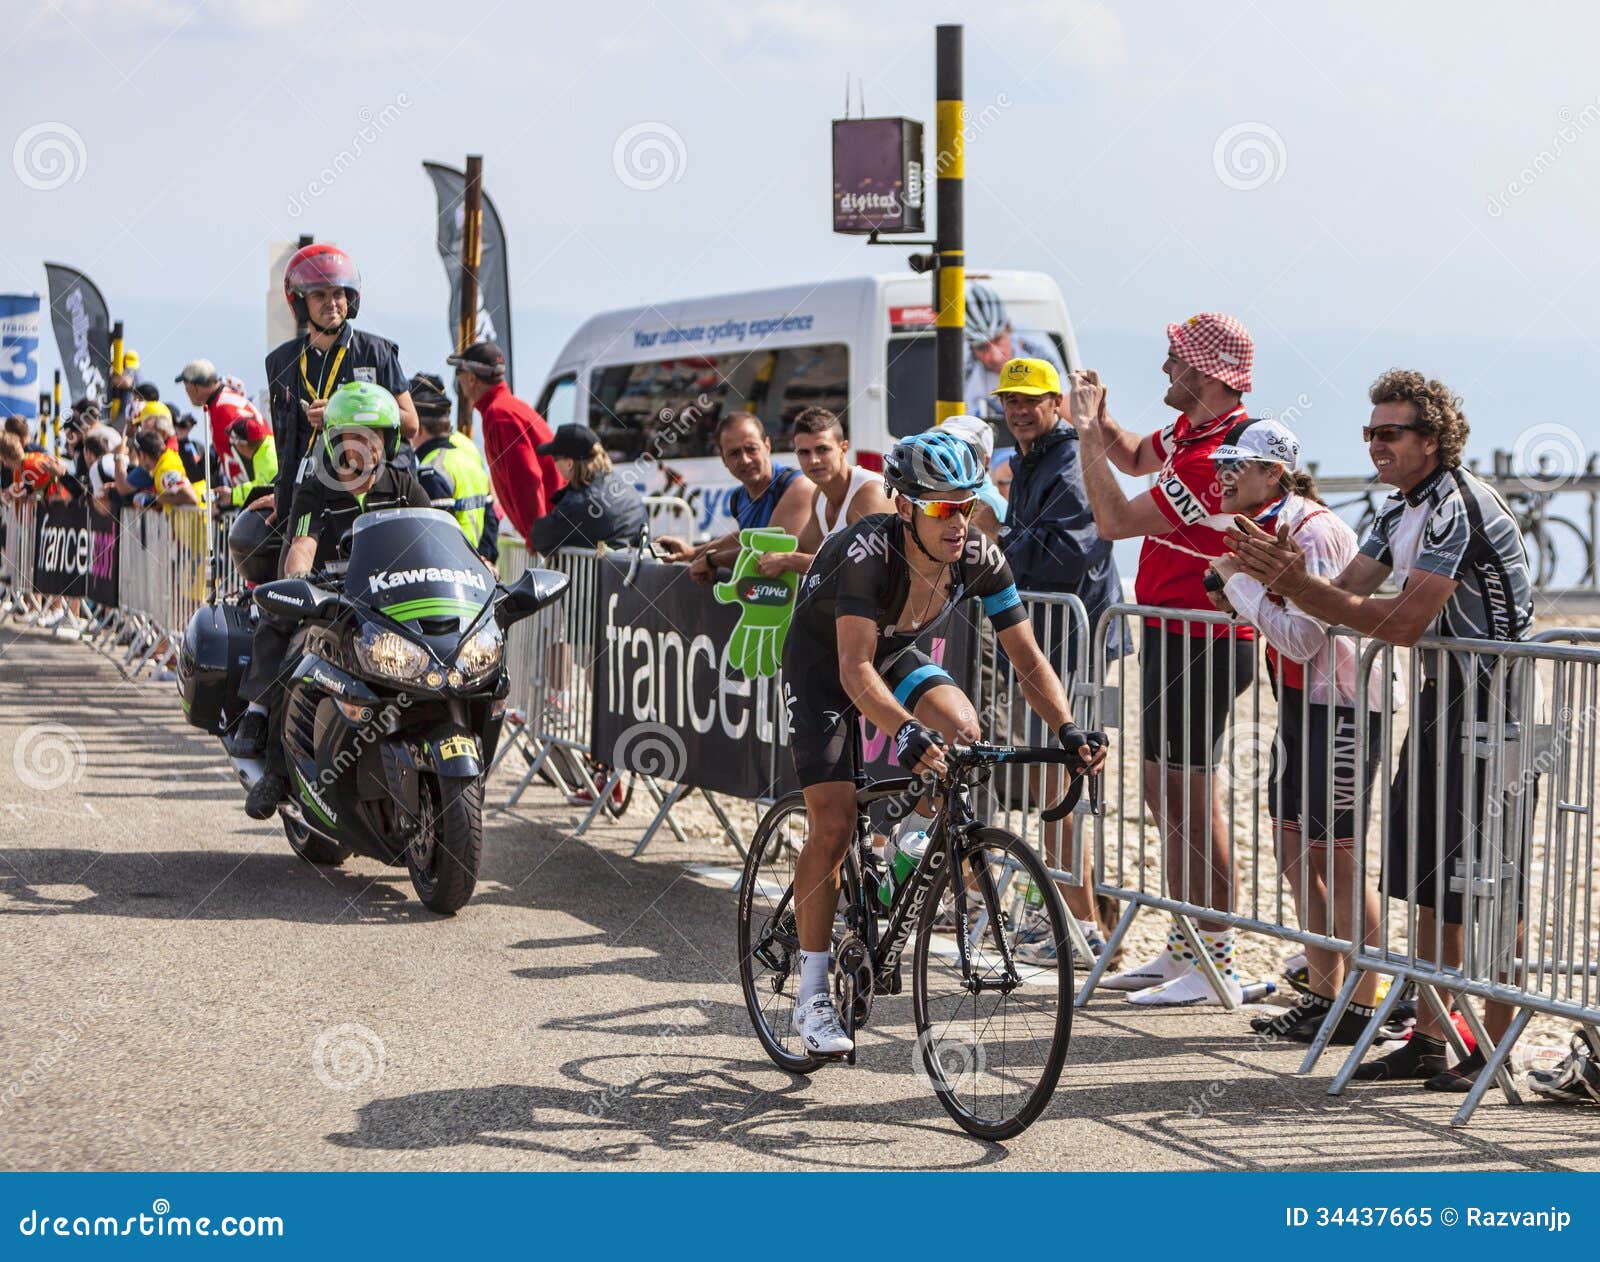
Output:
[1363, 422, 1427, 444]
[1213, 457, 1274, 478]
[906, 496, 979, 520]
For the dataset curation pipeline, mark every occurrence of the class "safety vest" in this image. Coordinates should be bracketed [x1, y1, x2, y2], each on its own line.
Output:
[422, 432, 493, 546]
[231, 435, 280, 507]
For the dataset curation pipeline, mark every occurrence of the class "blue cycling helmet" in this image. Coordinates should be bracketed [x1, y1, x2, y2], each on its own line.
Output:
[884, 429, 987, 500]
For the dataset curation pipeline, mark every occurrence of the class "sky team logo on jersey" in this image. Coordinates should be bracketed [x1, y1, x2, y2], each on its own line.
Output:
[847, 530, 890, 565]
[963, 532, 1003, 569]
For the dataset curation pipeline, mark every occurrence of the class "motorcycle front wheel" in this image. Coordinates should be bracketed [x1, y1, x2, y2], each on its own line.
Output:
[406, 776, 483, 915]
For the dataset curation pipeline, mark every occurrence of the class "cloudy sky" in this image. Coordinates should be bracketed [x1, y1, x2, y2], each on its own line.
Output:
[4, 0, 1599, 475]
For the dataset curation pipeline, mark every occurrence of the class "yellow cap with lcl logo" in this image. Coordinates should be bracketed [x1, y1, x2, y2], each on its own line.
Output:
[991, 357, 1062, 396]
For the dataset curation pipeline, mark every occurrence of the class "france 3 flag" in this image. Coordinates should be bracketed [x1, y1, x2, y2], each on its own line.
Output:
[0, 293, 42, 419]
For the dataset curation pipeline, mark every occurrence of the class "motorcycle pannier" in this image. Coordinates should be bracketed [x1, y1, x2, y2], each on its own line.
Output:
[177, 603, 254, 735]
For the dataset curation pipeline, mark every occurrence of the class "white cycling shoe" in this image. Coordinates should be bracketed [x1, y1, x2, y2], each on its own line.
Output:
[792, 994, 853, 1056]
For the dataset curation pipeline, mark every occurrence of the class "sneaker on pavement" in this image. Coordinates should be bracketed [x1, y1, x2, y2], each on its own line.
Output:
[791, 994, 853, 1056]
[36, 607, 65, 629]
[1528, 1034, 1600, 1105]
[1128, 969, 1245, 1007]
[1016, 936, 1062, 967]
[1101, 947, 1192, 992]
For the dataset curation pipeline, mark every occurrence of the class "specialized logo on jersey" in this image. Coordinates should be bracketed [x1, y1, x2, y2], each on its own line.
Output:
[847, 530, 890, 565]
[1157, 468, 1211, 525]
[368, 566, 488, 592]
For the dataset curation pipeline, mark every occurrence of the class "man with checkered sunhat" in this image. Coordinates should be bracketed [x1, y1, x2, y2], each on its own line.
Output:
[1067, 313, 1261, 1006]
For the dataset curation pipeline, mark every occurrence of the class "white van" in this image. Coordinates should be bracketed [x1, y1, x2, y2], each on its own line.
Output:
[532, 270, 1080, 538]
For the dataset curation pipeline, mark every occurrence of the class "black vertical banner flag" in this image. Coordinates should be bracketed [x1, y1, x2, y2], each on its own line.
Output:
[422, 161, 513, 389]
[42, 262, 111, 406]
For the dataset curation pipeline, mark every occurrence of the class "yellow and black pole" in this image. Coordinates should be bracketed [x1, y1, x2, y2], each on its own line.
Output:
[51, 369, 61, 453]
[934, 23, 964, 425]
[109, 319, 125, 425]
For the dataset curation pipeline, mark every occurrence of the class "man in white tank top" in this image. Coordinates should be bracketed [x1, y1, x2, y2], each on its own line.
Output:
[757, 407, 892, 577]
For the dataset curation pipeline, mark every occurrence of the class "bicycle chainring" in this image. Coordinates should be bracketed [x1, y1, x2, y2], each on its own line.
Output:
[833, 933, 874, 1028]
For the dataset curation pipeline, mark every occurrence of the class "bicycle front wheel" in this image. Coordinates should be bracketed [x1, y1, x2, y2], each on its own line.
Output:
[912, 827, 1073, 1140]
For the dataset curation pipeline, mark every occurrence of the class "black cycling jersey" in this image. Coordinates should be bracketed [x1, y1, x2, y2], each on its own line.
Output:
[288, 463, 431, 569]
[793, 512, 1028, 660]
[784, 514, 1029, 788]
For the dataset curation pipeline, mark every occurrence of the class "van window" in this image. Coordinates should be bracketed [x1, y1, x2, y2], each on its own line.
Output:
[589, 343, 849, 460]
[537, 374, 577, 428]
[886, 330, 1068, 438]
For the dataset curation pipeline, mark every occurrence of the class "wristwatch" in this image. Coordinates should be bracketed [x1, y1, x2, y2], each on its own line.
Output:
[1202, 569, 1226, 594]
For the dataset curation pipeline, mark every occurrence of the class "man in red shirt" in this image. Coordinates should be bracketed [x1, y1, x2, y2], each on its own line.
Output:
[447, 342, 563, 541]
[177, 358, 262, 483]
[1070, 312, 1259, 1006]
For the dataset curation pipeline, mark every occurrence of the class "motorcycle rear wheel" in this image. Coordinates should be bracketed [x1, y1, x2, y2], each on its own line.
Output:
[406, 776, 483, 915]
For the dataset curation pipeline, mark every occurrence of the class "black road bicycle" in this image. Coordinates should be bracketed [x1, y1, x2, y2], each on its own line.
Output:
[737, 741, 1096, 1140]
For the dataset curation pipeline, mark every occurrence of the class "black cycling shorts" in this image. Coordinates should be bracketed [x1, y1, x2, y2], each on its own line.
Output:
[1139, 625, 1254, 769]
[784, 645, 955, 789]
[1382, 671, 1534, 925]
[1269, 685, 1382, 847]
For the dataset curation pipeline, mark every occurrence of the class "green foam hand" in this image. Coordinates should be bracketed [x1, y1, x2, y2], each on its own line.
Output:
[713, 528, 798, 678]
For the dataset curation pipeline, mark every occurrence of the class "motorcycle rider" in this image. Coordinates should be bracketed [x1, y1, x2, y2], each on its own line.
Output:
[230, 382, 431, 820]
[262, 244, 419, 555]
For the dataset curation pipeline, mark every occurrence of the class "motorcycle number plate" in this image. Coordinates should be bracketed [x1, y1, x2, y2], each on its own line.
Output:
[437, 735, 475, 761]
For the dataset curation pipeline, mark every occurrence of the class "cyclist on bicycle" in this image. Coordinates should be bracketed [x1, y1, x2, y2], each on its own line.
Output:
[784, 430, 1109, 1055]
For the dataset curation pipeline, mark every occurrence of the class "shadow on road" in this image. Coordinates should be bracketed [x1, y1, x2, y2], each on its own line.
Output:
[325, 1055, 1010, 1169]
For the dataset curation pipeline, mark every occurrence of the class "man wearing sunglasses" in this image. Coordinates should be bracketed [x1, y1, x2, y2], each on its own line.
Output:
[1229, 369, 1533, 1093]
[780, 430, 1108, 1056]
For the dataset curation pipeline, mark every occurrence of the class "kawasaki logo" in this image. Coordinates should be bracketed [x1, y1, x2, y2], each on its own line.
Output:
[368, 567, 488, 592]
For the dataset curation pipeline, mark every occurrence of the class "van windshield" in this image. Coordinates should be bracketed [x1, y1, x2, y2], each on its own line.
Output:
[589, 343, 849, 460]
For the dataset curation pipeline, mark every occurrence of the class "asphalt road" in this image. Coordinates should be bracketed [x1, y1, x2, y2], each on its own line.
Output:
[2, 628, 1596, 1171]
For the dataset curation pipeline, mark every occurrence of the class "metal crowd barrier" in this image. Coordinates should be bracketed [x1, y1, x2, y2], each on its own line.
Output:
[1073, 601, 1600, 1126]
[1, 498, 37, 603]
[643, 494, 697, 541]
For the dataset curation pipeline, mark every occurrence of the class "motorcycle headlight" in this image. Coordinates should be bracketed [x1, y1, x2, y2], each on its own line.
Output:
[455, 625, 504, 682]
[354, 626, 432, 682]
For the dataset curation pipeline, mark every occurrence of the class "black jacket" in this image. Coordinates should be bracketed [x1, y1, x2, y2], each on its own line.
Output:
[999, 423, 1126, 652]
[528, 472, 647, 555]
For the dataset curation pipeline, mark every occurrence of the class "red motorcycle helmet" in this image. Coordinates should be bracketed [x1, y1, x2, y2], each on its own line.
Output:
[283, 243, 362, 323]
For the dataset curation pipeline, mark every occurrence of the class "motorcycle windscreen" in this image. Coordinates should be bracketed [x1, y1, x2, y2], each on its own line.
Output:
[344, 508, 493, 630]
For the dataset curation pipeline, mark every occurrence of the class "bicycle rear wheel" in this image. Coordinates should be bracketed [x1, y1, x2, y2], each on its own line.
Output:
[736, 791, 861, 1075]
[912, 826, 1073, 1140]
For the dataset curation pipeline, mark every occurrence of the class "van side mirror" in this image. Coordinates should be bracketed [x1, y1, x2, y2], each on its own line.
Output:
[495, 568, 569, 629]
[255, 578, 342, 623]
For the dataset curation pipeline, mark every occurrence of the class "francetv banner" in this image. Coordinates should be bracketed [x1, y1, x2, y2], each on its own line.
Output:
[0, 293, 42, 419]
[589, 556, 976, 800]
[31, 500, 119, 606]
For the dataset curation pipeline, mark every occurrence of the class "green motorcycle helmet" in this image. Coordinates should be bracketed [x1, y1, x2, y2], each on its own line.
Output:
[321, 381, 403, 468]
